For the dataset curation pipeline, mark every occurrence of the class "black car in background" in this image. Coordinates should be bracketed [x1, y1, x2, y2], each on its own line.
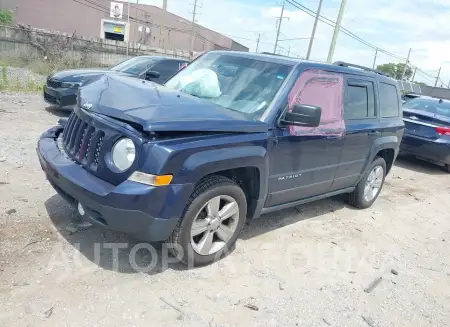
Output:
[44, 56, 189, 110]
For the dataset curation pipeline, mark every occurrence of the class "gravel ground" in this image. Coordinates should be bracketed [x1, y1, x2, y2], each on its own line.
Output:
[0, 67, 46, 88]
[0, 93, 449, 327]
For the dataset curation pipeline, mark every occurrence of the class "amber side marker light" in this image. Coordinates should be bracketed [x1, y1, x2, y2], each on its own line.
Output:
[128, 172, 173, 186]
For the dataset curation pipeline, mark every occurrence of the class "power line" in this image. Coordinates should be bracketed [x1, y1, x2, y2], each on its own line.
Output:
[286, 0, 406, 62]
[274, 0, 288, 54]
[415, 67, 437, 79]
[414, 70, 436, 83]
[220, 32, 302, 57]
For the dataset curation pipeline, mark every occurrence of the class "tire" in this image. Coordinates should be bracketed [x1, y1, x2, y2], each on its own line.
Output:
[445, 164, 450, 173]
[348, 157, 387, 209]
[167, 175, 247, 266]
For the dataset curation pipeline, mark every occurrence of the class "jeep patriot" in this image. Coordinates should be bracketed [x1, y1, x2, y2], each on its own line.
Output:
[37, 51, 404, 265]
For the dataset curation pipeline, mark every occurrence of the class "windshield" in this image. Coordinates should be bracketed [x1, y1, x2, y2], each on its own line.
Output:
[403, 98, 450, 118]
[110, 57, 157, 75]
[165, 53, 292, 119]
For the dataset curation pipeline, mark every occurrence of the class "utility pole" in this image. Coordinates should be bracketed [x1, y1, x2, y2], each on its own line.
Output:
[447, 80, 450, 89]
[273, 0, 285, 54]
[256, 33, 261, 52]
[400, 48, 411, 80]
[435, 67, 441, 87]
[306, 0, 323, 60]
[190, 0, 198, 58]
[372, 48, 378, 69]
[162, 0, 167, 10]
[126, 0, 131, 57]
[411, 67, 417, 82]
[287, 46, 291, 56]
[327, 0, 347, 63]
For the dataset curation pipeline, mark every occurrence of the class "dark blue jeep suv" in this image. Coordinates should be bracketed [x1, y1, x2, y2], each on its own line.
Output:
[37, 52, 404, 265]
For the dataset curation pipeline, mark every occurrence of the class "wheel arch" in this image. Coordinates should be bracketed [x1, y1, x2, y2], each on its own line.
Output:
[367, 136, 399, 175]
[182, 146, 269, 218]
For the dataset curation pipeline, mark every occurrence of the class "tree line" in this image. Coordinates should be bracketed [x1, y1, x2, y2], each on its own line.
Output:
[376, 62, 428, 86]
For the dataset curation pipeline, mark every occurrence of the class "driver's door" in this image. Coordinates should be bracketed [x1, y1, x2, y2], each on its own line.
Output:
[145, 60, 183, 84]
[265, 69, 345, 208]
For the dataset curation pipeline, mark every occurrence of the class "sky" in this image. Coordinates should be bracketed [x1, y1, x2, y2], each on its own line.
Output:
[138, 0, 450, 86]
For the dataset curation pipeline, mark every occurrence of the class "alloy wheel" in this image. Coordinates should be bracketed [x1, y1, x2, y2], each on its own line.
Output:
[363, 165, 384, 202]
[190, 195, 240, 255]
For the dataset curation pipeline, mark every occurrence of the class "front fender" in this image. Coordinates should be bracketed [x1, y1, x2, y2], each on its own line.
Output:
[179, 146, 269, 200]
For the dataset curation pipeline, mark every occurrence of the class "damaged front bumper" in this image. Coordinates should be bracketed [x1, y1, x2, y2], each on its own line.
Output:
[36, 126, 192, 241]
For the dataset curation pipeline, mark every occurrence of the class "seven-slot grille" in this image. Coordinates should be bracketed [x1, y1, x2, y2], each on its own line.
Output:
[62, 112, 105, 167]
[47, 78, 61, 89]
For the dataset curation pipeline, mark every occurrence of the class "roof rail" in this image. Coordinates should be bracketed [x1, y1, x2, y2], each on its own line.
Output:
[260, 52, 288, 57]
[333, 61, 390, 77]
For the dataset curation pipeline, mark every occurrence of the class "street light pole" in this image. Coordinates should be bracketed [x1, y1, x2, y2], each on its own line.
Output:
[190, 0, 198, 58]
[372, 48, 378, 69]
[306, 0, 323, 60]
[401, 48, 411, 80]
[411, 67, 417, 82]
[256, 33, 261, 52]
[126, 0, 131, 57]
[327, 0, 346, 63]
[435, 67, 441, 87]
[274, 0, 285, 54]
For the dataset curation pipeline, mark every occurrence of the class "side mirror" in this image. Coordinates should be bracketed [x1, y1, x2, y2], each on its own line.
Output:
[281, 104, 322, 127]
[145, 71, 160, 80]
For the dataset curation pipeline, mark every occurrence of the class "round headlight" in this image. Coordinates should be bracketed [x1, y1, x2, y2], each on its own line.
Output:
[112, 138, 135, 171]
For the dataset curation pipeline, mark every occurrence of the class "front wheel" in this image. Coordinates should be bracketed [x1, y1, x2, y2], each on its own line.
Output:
[348, 157, 387, 209]
[167, 175, 247, 266]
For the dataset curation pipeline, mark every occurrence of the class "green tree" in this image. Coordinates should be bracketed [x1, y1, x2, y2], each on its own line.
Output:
[0, 10, 13, 25]
[376, 62, 413, 80]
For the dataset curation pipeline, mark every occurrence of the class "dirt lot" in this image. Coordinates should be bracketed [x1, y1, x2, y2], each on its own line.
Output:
[0, 93, 449, 327]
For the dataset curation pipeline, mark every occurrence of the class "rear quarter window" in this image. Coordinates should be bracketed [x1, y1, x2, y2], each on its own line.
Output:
[379, 82, 400, 118]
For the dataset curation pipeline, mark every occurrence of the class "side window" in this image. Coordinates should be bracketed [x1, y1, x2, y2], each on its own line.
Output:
[150, 60, 180, 81]
[344, 80, 375, 119]
[379, 82, 400, 118]
[288, 69, 345, 137]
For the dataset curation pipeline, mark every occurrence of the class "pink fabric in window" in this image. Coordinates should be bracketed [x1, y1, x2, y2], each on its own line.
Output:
[288, 69, 345, 137]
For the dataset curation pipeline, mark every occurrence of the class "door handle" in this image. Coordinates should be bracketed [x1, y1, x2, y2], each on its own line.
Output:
[368, 130, 380, 136]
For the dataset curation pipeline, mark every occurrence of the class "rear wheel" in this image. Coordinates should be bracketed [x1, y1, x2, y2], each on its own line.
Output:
[167, 175, 247, 266]
[348, 157, 386, 209]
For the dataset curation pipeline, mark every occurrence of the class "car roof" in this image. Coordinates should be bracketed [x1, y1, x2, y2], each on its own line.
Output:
[136, 55, 188, 62]
[208, 51, 397, 84]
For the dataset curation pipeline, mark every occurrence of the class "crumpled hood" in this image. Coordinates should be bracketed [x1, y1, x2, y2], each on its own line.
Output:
[78, 74, 269, 133]
[50, 68, 135, 82]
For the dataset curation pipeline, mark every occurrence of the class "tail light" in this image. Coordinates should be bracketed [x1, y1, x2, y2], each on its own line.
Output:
[435, 126, 450, 136]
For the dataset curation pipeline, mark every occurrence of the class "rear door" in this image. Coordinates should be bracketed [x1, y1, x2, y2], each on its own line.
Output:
[331, 76, 379, 191]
